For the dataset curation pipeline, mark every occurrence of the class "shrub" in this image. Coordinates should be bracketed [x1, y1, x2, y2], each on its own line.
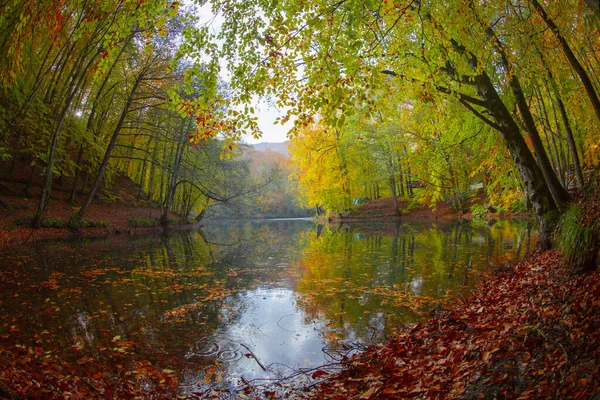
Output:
[470, 218, 488, 228]
[446, 191, 469, 213]
[489, 189, 526, 213]
[70, 218, 109, 228]
[87, 219, 108, 228]
[470, 204, 488, 219]
[555, 205, 598, 272]
[406, 198, 422, 211]
[14, 216, 31, 226]
[40, 217, 66, 228]
[127, 218, 156, 227]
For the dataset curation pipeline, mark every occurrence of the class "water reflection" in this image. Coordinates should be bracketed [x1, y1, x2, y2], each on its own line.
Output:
[0, 219, 534, 393]
[293, 220, 535, 346]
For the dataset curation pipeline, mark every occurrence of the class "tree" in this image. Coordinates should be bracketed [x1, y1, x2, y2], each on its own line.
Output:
[203, 0, 599, 248]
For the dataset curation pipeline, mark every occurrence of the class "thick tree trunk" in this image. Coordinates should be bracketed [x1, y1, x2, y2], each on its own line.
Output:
[449, 37, 559, 248]
[484, 23, 570, 208]
[508, 74, 570, 207]
[473, 72, 558, 248]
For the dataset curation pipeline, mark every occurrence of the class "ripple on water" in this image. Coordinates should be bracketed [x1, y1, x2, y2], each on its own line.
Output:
[185, 339, 219, 358]
[218, 349, 243, 362]
[185, 337, 243, 362]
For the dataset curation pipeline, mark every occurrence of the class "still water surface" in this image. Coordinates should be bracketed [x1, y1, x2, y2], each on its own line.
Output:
[0, 219, 535, 393]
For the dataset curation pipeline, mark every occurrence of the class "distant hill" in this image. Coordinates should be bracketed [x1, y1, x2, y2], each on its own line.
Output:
[251, 141, 290, 157]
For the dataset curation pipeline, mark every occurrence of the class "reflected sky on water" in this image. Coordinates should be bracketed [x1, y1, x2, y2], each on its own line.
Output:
[0, 219, 535, 393]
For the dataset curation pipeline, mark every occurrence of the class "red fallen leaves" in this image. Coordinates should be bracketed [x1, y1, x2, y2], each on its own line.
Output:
[0, 341, 179, 399]
[311, 369, 329, 379]
[306, 250, 600, 399]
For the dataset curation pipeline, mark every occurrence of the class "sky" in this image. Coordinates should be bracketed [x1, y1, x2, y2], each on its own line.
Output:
[243, 101, 294, 144]
[192, 2, 293, 144]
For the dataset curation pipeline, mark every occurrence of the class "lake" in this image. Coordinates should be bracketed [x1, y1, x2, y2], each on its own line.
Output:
[0, 219, 535, 395]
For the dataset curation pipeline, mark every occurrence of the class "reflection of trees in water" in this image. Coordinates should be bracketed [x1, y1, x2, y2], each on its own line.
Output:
[293, 220, 535, 344]
[0, 220, 535, 387]
[0, 232, 236, 370]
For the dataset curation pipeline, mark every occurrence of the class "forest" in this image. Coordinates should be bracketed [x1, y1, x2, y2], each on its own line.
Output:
[1, 0, 600, 398]
[0, 0, 307, 230]
[0, 0, 599, 240]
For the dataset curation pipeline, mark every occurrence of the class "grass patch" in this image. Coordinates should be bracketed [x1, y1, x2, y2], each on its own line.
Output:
[555, 204, 598, 272]
[127, 218, 156, 227]
[70, 218, 109, 228]
[14, 216, 68, 228]
[41, 217, 66, 228]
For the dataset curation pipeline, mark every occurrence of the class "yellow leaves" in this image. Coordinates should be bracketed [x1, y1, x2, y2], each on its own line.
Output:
[360, 386, 377, 398]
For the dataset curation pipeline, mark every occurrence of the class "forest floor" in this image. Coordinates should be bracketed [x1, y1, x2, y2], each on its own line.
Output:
[0, 174, 195, 248]
[330, 195, 529, 223]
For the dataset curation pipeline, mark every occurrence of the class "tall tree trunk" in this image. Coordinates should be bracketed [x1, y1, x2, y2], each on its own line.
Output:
[72, 73, 142, 224]
[475, 72, 558, 248]
[70, 39, 129, 204]
[398, 157, 405, 197]
[508, 73, 569, 207]
[389, 174, 400, 216]
[531, 0, 600, 122]
[539, 56, 585, 188]
[161, 118, 190, 226]
[147, 143, 159, 201]
[533, 87, 563, 181]
[137, 137, 153, 200]
[31, 50, 100, 228]
[449, 38, 558, 248]
[543, 78, 585, 189]
[483, 23, 569, 208]
[406, 164, 413, 197]
[69, 144, 85, 204]
[556, 96, 584, 188]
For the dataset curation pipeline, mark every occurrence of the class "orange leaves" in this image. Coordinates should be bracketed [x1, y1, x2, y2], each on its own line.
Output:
[40, 271, 64, 290]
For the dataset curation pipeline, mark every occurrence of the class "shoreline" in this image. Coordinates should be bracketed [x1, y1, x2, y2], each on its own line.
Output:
[0, 222, 202, 249]
[0, 210, 534, 249]
[299, 249, 600, 399]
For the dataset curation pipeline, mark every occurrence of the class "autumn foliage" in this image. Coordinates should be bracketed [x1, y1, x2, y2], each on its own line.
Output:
[305, 250, 600, 399]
